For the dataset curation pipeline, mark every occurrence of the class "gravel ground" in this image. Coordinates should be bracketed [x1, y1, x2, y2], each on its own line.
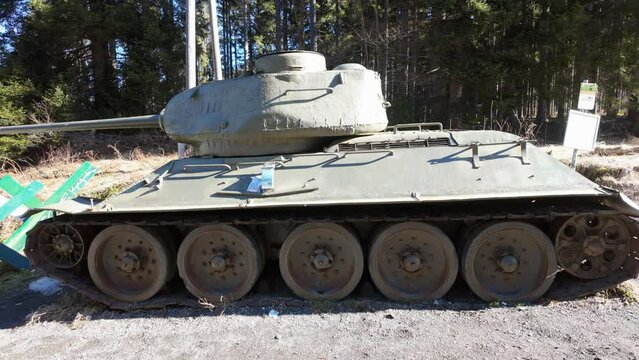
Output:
[0, 295, 638, 359]
[1, 139, 638, 359]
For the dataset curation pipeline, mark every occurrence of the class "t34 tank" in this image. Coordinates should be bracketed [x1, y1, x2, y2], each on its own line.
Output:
[2, 51, 638, 308]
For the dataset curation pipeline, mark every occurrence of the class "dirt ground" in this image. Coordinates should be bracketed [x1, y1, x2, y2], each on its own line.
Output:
[0, 288, 638, 359]
[1, 136, 639, 359]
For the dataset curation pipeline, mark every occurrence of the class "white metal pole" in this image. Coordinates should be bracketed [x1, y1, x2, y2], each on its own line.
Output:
[186, 0, 197, 89]
[179, 0, 197, 159]
[208, 0, 224, 80]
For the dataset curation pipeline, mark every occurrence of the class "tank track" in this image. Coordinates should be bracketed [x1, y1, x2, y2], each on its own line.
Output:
[25, 199, 639, 310]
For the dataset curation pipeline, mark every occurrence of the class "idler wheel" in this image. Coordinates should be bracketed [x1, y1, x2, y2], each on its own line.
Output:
[462, 222, 557, 302]
[368, 222, 458, 302]
[36, 224, 87, 269]
[555, 215, 630, 279]
[279, 223, 364, 300]
[177, 225, 262, 302]
[88, 225, 173, 303]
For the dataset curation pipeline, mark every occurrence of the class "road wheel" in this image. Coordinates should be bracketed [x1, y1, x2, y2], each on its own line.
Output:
[369, 222, 458, 301]
[279, 222, 363, 300]
[88, 225, 173, 302]
[462, 222, 556, 302]
[177, 225, 262, 302]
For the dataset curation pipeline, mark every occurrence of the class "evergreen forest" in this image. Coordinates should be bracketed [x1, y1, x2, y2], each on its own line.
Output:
[1, 0, 639, 157]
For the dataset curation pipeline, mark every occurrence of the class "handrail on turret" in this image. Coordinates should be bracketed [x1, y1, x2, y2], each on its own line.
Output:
[385, 122, 444, 133]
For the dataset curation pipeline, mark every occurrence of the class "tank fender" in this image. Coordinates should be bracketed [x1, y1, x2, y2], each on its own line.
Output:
[602, 191, 639, 217]
[24, 197, 97, 217]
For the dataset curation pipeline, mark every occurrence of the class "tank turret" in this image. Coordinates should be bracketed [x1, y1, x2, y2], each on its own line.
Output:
[0, 51, 389, 157]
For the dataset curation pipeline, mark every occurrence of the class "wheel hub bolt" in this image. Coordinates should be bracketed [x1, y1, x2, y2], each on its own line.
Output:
[497, 254, 519, 273]
[583, 236, 605, 257]
[118, 252, 140, 273]
[210, 253, 228, 272]
[311, 249, 334, 270]
[401, 252, 423, 273]
[52, 235, 74, 255]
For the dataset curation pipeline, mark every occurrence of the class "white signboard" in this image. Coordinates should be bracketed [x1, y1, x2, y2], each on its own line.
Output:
[577, 82, 597, 111]
[563, 110, 600, 151]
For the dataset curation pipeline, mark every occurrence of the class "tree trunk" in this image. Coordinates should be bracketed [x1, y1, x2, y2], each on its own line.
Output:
[222, 0, 229, 78]
[231, 16, 236, 76]
[275, 0, 282, 51]
[629, 95, 639, 136]
[85, 0, 116, 114]
[373, 0, 379, 70]
[382, 0, 389, 96]
[359, 0, 367, 65]
[402, 4, 409, 98]
[310, 0, 317, 51]
[296, 0, 305, 49]
[410, 0, 419, 120]
[243, 0, 250, 71]
[283, 0, 289, 50]
[335, 0, 340, 50]
[89, 36, 116, 114]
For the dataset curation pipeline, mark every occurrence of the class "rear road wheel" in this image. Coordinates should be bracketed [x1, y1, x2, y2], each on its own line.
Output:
[555, 215, 631, 279]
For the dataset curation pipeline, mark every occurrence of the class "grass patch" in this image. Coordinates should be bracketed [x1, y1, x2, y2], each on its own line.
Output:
[600, 282, 639, 304]
[575, 164, 626, 183]
[26, 291, 106, 326]
[0, 263, 35, 296]
[88, 182, 130, 200]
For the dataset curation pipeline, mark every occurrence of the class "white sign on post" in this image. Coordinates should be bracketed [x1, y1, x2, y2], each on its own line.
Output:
[563, 110, 600, 151]
[577, 82, 597, 111]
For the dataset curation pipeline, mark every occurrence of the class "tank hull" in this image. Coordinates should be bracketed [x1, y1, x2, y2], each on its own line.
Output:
[31, 130, 637, 215]
[22, 129, 639, 308]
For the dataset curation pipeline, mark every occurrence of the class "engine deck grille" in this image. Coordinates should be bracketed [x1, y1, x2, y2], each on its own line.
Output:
[336, 137, 451, 152]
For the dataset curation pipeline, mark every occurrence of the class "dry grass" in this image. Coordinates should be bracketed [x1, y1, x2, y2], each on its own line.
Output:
[197, 296, 230, 315]
[598, 281, 639, 304]
[37, 143, 88, 167]
[0, 130, 176, 209]
[593, 146, 639, 157]
[0, 155, 26, 173]
[26, 291, 106, 326]
[544, 142, 639, 202]
[5, 150, 172, 202]
[0, 216, 22, 243]
[574, 163, 639, 200]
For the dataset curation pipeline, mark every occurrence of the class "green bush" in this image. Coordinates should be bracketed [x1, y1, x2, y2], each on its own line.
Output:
[0, 79, 72, 161]
[0, 78, 37, 126]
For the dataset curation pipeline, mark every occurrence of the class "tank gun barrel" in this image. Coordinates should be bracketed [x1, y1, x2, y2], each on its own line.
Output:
[0, 114, 161, 135]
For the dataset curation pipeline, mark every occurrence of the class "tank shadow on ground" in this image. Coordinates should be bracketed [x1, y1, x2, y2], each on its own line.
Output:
[7, 268, 634, 330]
[0, 283, 61, 329]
